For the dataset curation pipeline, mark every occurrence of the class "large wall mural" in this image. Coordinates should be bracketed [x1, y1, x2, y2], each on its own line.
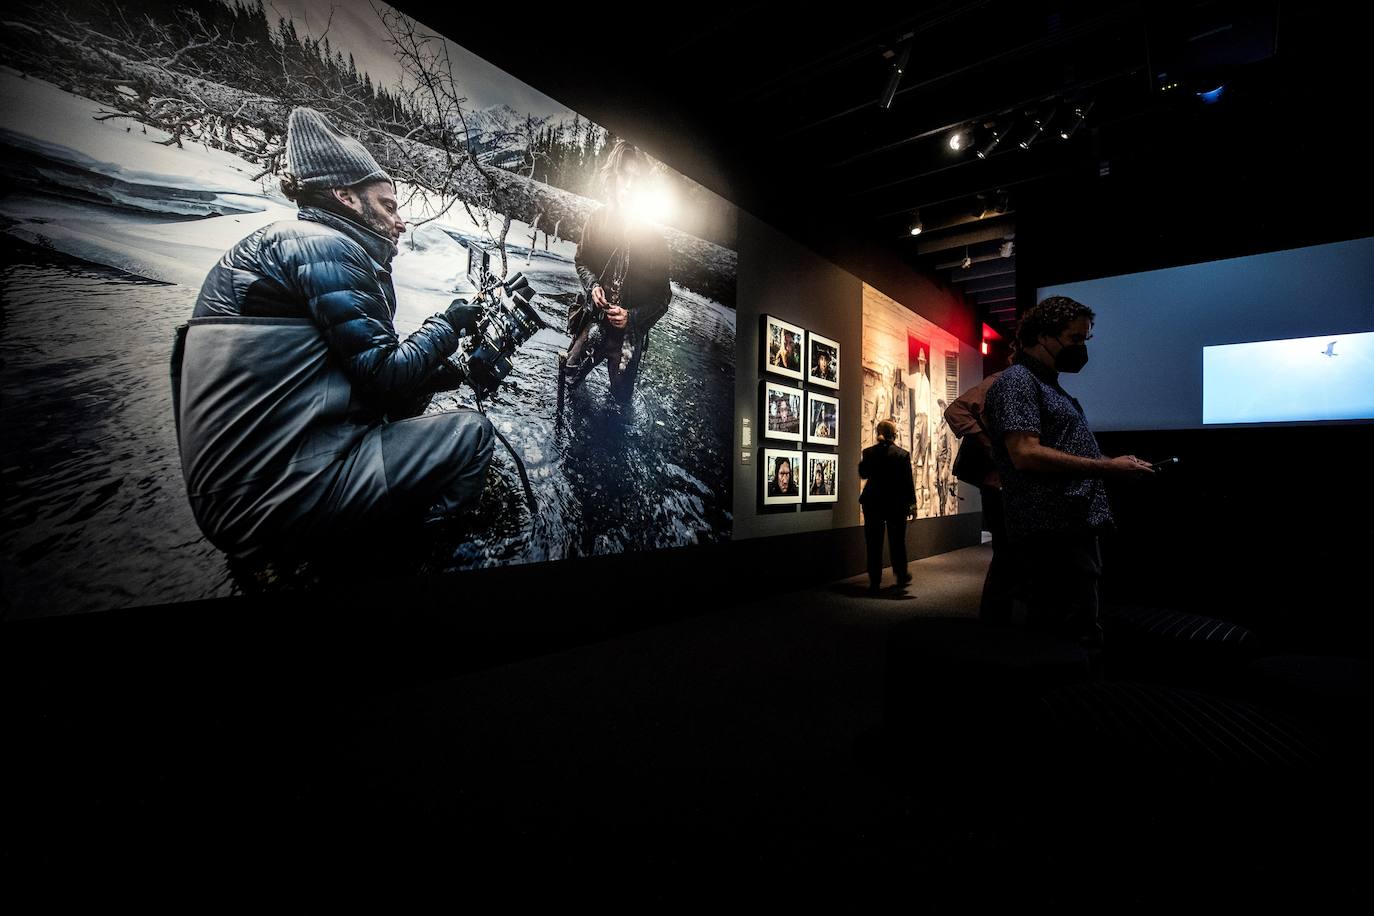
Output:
[0, 0, 736, 618]
[861, 284, 961, 519]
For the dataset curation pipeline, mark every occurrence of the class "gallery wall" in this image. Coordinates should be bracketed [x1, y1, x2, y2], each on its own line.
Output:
[0, 0, 740, 619]
[0, 1, 983, 624]
[733, 212, 983, 559]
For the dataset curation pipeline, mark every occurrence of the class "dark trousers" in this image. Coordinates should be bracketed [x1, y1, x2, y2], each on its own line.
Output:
[1019, 532, 1102, 641]
[864, 511, 910, 588]
[977, 486, 1020, 623]
[324, 408, 496, 524]
[565, 320, 649, 403]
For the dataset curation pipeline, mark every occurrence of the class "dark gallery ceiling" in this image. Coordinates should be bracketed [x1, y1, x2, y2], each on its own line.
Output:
[398, 0, 1370, 341]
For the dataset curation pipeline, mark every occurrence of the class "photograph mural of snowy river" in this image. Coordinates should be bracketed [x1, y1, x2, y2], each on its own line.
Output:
[0, 1, 737, 619]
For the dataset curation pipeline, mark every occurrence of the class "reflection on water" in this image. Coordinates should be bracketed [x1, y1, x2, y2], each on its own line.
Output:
[0, 243, 735, 618]
[0, 248, 235, 617]
[434, 276, 735, 569]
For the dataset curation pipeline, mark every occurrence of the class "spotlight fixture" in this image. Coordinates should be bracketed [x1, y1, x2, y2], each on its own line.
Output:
[1018, 107, 1055, 150]
[977, 120, 1010, 160]
[948, 126, 972, 151]
[961, 246, 972, 269]
[908, 210, 923, 236]
[880, 42, 912, 110]
[1059, 100, 1093, 140]
[999, 240, 1014, 258]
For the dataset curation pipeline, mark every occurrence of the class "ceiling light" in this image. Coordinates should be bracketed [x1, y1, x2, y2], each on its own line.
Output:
[999, 240, 1014, 258]
[1018, 107, 1055, 150]
[949, 127, 971, 151]
[961, 246, 972, 269]
[977, 121, 1010, 160]
[909, 211, 923, 236]
[880, 43, 912, 110]
[1059, 100, 1093, 139]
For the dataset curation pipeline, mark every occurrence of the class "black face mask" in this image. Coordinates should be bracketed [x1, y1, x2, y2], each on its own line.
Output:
[1048, 338, 1089, 373]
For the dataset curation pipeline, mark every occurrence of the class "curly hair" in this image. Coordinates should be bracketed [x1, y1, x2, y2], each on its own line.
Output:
[280, 172, 335, 210]
[1015, 296, 1095, 350]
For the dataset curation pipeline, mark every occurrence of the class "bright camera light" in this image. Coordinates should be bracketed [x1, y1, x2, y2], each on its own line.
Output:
[629, 180, 674, 224]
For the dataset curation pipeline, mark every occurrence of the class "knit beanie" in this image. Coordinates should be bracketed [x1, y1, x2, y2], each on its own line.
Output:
[285, 107, 392, 190]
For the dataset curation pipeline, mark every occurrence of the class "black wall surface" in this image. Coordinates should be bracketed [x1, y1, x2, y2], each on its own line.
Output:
[1096, 424, 1374, 656]
[1012, 168, 1374, 659]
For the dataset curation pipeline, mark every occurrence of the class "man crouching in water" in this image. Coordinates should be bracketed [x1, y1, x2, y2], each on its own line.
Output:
[173, 107, 494, 563]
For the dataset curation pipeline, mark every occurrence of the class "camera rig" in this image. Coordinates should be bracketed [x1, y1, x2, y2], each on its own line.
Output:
[440, 270, 544, 514]
[445, 271, 544, 402]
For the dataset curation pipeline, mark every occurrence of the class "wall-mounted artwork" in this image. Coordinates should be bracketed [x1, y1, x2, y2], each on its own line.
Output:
[763, 315, 805, 380]
[805, 392, 839, 446]
[805, 452, 839, 504]
[0, 0, 739, 618]
[862, 284, 961, 519]
[762, 449, 804, 506]
[807, 332, 840, 390]
[763, 380, 804, 442]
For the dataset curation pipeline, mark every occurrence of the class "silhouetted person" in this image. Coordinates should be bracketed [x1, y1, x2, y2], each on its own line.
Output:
[984, 297, 1154, 646]
[946, 367, 1016, 623]
[859, 419, 917, 592]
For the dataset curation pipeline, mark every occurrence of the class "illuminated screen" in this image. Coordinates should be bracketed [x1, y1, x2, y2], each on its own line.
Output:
[1203, 332, 1374, 425]
[1039, 236, 1374, 431]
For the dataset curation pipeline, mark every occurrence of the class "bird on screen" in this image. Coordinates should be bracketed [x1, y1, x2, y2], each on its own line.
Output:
[1322, 341, 1338, 357]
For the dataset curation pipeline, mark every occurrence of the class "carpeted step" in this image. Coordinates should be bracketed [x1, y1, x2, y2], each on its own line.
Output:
[1035, 680, 1327, 777]
[1103, 605, 1261, 688]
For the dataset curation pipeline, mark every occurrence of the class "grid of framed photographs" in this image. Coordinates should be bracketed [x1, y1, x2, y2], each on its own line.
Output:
[761, 316, 841, 506]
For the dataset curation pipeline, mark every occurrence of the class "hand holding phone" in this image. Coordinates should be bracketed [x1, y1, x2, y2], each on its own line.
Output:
[1151, 457, 1180, 473]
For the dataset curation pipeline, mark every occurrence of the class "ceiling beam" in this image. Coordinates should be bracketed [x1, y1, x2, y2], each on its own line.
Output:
[916, 218, 1016, 255]
[939, 258, 1016, 281]
[960, 277, 1017, 294]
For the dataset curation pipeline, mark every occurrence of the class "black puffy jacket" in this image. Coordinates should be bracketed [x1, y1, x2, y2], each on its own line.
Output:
[191, 206, 460, 414]
[175, 207, 460, 555]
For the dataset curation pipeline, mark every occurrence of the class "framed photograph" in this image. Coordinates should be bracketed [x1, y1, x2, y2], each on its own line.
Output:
[805, 392, 839, 446]
[804, 452, 839, 504]
[807, 332, 840, 390]
[762, 448, 804, 506]
[762, 380, 804, 443]
[763, 315, 805, 380]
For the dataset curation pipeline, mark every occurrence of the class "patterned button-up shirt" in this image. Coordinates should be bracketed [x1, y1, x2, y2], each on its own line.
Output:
[983, 357, 1113, 539]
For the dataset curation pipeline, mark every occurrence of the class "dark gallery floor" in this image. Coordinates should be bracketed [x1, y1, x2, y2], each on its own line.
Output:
[7, 542, 1370, 904]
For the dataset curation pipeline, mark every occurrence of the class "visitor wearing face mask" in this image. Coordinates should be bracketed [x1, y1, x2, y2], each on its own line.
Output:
[983, 296, 1154, 647]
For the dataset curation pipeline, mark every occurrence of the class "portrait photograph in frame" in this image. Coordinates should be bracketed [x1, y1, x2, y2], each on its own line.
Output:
[807, 332, 840, 390]
[762, 448, 804, 506]
[763, 315, 805, 381]
[804, 452, 839, 504]
[763, 380, 804, 443]
[805, 391, 839, 446]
